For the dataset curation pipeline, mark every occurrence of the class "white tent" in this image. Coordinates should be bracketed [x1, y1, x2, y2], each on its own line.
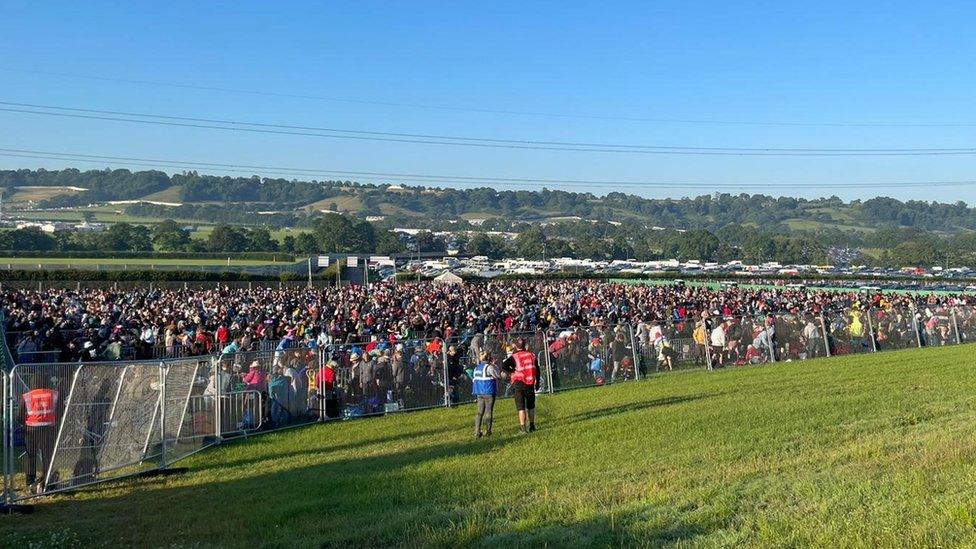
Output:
[433, 271, 464, 285]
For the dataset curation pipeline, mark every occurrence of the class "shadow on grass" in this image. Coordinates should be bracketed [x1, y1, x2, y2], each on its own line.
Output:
[559, 393, 714, 425]
[195, 423, 461, 472]
[14, 433, 521, 546]
[10, 393, 734, 547]
[17, 425, 726, 547]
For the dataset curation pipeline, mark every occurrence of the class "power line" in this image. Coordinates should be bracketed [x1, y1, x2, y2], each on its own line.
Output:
[4, 66, 975, 128]
[2, 147, 976, 190]
[2, 101, 976, 156]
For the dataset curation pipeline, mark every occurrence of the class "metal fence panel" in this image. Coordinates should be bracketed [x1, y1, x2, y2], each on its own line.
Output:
[661, 318, 707, 370]
[919, 305, 958, 347]
[8, 362, 80, 499]
[470, 331, 550, 400]
[218, 346, 320, 431]
[1, 368, 6, 503]
[549, 325, 636, 392]
[824, 309, 874, 356]
[772, 313, 829, 361]
[955, 306, 976, 345]
[687, 315, 775, 368]
[312, 338, 448, 419]
[871, 307, 920, 351]
[150, 343, 192, 360]
[97, 363, 164, 472]
[7, 362, 161, 500]
[218, 390, 264, 437]
[160, 358, 216, 464]
[46, 363, 127, 490]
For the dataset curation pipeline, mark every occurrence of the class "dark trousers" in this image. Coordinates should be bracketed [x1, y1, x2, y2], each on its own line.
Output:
[474, 395, 495, 435]
[25, 425, 56, 485]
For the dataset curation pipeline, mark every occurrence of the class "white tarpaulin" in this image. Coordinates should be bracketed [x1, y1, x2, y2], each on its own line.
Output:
[433, 272, 463, 285]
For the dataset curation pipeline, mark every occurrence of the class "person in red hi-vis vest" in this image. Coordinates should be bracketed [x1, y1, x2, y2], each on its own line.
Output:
[19, 374, 60, 494]
[502, 338, 539, 434]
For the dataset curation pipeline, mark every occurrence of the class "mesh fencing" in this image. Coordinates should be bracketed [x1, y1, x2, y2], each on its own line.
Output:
[772, 313, 829, 362]
[722, 318, 766, 368]
[7, 361, 165, 500]
[6, 303, 976, 503]
[217, 347, 321, 432]
[98, 363, 165, 473]
[637, 320, 700, 373]
[871, 307, 918, 351]
[918, 305, 958, 347]
[1, 369, 6, 501]
[159, 358, 216, 464]
[548, 325, 637, 391]
[316, 338, 449, 419]
[471, 331, 550, 399]
[955, 306, 976, 345]
[824, 309, 874, 357]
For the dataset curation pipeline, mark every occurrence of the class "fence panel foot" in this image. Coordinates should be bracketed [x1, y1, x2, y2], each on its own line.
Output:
[0, 503, 35, 515]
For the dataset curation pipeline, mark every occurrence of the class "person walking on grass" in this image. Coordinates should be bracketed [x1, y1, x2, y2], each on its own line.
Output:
[502, 338, 540, 434]
[472, 350, 498, 438]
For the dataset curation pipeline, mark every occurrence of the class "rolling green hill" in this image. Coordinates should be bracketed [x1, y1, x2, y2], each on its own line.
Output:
[6, 168, 976, 235]
[8, 345, 976, 547]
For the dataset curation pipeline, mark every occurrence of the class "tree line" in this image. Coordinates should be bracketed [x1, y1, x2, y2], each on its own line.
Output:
[1, 214, 975, 267]
[9, 168, 976, 237]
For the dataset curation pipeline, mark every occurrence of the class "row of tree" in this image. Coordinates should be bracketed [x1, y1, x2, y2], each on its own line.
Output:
[9, 168, 976, 236]
[1, 211, 974, 268]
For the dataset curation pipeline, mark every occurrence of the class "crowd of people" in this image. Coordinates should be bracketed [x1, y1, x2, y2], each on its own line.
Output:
[4, 280, 973, 421]
[4, 280, 972, 364]
[7, 279, 976, 496]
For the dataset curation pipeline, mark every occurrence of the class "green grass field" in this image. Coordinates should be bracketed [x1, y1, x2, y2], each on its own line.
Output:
[7, 346, 976, 546]
[10, 209, 171, 225]
[783, 217, 877, 233]
[0, 257, 286, 266]
[6, 187, 84, 204]
[137, 185, 184, 203]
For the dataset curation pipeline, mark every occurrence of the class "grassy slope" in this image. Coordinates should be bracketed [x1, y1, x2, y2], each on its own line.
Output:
[7, 346, 976, 546]
[11, 209, 170, 224]
[783, 218, 877, 233]
[137, 185, 184, 203]
[305, 195, 364, 212]
[6, 187, 83, 203]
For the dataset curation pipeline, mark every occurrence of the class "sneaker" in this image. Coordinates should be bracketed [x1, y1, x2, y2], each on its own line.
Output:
[475, 432, 483, 438]
[518, 426, 528, 435]
[529, 424, 536, 432]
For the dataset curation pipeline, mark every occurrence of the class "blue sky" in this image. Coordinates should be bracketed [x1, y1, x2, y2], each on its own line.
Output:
[2, 1, 975, 202]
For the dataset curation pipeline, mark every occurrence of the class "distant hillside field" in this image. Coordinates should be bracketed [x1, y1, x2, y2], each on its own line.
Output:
[6, 168, 976, 234]
[137, 185, 184, 204]
[6, 186, 85, 203]
[8, 345, 976, 546]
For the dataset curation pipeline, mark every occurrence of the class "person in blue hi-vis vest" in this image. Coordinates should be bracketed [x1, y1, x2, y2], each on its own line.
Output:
[472, 350, 499, 438]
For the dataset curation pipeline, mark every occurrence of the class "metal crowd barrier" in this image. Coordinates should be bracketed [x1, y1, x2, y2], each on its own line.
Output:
[2, 303, 975, 506]
[0, 356, 266, 505]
